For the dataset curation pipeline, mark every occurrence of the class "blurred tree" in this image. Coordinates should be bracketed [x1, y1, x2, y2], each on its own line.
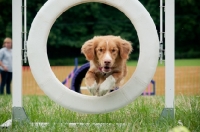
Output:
[0, 0, 199, 65]
[175, 0, 200, 58]
[49, 3, 137, 47]
[0, 0, 12, 43]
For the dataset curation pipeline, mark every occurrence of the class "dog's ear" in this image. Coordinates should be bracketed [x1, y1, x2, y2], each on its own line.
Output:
[116, 37, 133, 59]
[81, 39, 95, 60]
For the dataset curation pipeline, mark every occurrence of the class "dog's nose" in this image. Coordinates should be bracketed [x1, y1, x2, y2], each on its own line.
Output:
[104, 52, 112, 65]
[104, 60, 111, 65]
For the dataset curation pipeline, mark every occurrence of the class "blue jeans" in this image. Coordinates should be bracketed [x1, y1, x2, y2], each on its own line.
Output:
[0, 71, 12, 94]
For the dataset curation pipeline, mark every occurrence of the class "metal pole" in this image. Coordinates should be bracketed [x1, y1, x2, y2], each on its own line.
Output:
[24, 0, 27, 41]
[12, 0, 29, 122]
[165, 0, 175, 109]
[23, 0, 27, 63]
[160, 0, 163, 44]
[12, 0, 22, 108]
[159, 0, 164, 64]
[160, 0, 175, 119]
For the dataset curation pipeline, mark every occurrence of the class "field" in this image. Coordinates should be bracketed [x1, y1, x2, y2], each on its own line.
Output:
[0, 59, 200, 131]
[0, 95, 199, 131]
[22, 59, 200, 95]
[127, 59, 200, 66]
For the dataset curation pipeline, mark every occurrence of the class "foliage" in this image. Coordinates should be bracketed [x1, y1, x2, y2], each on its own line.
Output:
[0, 0, 12, 42]
[175, 0, 200, 58]
[0, 0, 199, 65]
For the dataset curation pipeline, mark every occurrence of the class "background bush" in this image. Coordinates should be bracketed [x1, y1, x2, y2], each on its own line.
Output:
[0, 0, 199, 65]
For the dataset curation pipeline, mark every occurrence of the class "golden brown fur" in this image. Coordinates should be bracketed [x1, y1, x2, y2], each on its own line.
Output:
[81, 35, 133, 96]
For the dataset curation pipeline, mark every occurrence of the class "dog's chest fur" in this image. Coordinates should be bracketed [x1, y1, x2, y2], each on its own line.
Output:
[94, 69, 112, 83]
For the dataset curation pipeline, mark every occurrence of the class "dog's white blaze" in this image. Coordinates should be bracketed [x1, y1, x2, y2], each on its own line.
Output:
[106, 40, 109, 45]
[104, 52, 112, 62]
[103, 40, 112, 62]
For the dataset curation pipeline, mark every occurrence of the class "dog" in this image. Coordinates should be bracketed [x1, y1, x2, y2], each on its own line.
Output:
[81, 35, 133, 96]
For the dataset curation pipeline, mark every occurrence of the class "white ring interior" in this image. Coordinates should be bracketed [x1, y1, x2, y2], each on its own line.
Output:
[27, 0, 159, 114]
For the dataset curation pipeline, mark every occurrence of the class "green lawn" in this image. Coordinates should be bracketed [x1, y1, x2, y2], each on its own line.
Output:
[127, 59, 200, 66]
[1, 59, 199, 131]
[0, 95, 199, 131]
[174, 59, 200, 66]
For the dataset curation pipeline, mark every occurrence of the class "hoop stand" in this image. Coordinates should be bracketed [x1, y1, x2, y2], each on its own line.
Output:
[159, 0, 175, 120]
[12, 0, 29, 124]
[1, 0, 174, 129]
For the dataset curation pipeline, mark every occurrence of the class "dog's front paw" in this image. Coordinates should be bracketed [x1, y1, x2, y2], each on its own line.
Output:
[98, 75, 116, 96]
[86, 81, 98, 96]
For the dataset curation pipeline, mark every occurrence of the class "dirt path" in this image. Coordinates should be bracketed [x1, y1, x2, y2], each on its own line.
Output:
[22, 66, 200, 95]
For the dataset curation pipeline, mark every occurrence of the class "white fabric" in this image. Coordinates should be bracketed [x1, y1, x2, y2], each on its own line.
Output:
[27, 0, 159, 114]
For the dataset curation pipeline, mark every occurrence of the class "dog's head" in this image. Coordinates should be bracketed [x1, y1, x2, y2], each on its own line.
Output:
[81, 36, 133, 73]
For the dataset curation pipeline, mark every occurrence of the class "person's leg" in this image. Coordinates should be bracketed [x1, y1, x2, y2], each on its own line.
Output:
[6, 72, 12, 94]
[0, 70, 1, 84]
[0, 71, 7, 94]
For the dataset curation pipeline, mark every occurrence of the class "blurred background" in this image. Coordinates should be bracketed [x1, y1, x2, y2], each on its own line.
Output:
[0, 0, 199, 65]
[0, 0, 199, 95]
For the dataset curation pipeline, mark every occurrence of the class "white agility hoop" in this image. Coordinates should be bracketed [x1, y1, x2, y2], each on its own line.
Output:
[27, 0, 159, 114]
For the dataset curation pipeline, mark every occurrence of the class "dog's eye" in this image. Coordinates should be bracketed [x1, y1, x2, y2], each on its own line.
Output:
[99, 49, 103, 52]
[112, 49, 116, 52]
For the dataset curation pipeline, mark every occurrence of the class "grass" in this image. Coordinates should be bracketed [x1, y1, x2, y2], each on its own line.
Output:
[175, 59, 200, 66]
[127, 59, 200, 66]
[1, 59, 199, 131]
[0, 95, 199, 131]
